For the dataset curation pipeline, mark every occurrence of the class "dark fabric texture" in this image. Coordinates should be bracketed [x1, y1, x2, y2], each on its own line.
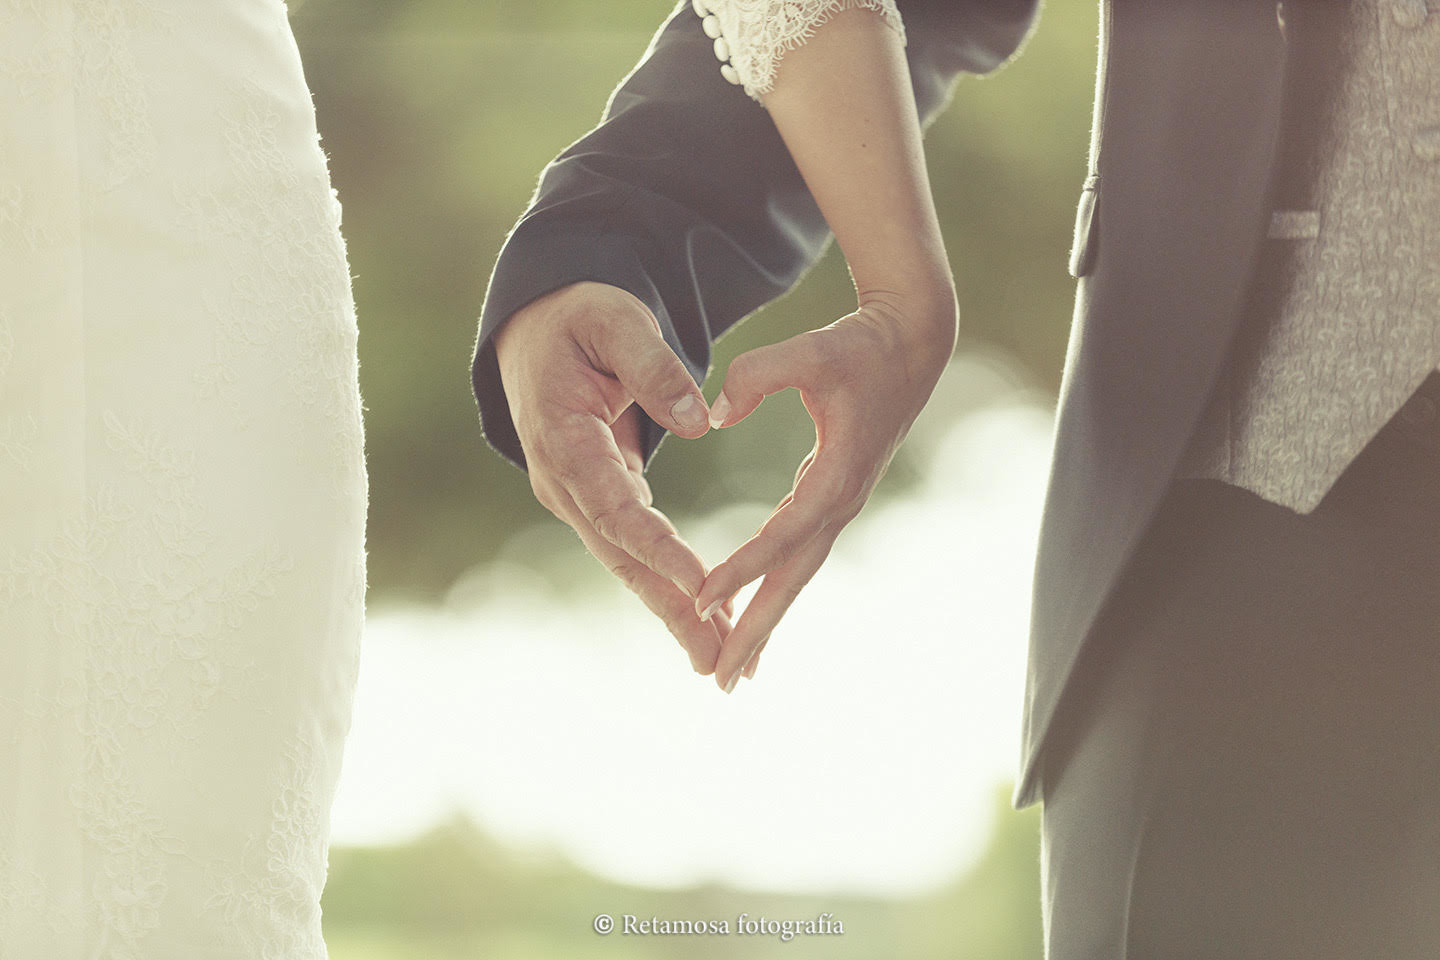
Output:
[1016, 0, 1293, 809]
[1268, 0, 1351, 211]
[1037, 367, 1440, 958]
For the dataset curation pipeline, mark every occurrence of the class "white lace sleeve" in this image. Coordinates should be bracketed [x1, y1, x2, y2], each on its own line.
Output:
[693, 0, 907, 105]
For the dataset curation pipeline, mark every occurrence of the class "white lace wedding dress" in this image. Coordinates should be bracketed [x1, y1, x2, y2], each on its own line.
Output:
[694, 0, 904, 102]
[0, 2, 367, 957]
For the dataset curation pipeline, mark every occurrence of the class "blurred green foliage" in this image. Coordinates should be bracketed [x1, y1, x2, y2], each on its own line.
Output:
[320, 783, 1044, 959]
[286, 3, 1092, 954]
[288, 0, 1098, 607]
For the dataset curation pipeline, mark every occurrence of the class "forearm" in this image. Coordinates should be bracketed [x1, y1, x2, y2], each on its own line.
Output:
[759, 6, 957, 318]
[473, 0, 1041, 472]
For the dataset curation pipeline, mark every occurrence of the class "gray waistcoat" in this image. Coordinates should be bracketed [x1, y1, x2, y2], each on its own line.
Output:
[1175, 0, 1440, 513]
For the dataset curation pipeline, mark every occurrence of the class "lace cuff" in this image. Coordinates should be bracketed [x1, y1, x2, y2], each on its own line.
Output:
[693, 0, 907, 105]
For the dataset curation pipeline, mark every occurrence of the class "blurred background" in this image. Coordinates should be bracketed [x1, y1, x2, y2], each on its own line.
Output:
[287, 0, 1099, 956]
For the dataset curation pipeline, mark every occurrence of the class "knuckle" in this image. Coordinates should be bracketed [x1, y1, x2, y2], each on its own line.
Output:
[587, 501, 622, 539]
[605, 560, 637, 590]
[586, 301, 627, 341]
[550, 445, 603, 493]
[776, 526, 809, 559]
[834, 473, 868, 512]
[811, 471, 851, 508]
[726, 351, 758, 390]
[842, 488, 869, 518]
[588, 497, 635, 542]
[548, 460, 581, 496]
[752, 521, 796, 560]
[804, 329, 838, 366]
[641, 520, 676, 555]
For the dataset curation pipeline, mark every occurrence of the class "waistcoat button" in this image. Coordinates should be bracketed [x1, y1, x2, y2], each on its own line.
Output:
[1415, 127, 1440, 162]
[691, 0, 710, 18]
[713, 36, 731, 63]
[701, 14, 722, 39]
[1391, 0, 1429, 28]
[720, 63, 741, 85]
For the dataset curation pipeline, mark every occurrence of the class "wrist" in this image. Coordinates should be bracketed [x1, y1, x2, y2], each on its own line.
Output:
[854, 251, 955, 304]
[853, 282, 958, 389]
[856, 278, 958, 340]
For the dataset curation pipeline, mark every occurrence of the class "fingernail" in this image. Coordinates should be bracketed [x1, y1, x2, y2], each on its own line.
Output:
[708, 392, 731, 428]
[671, 394, 707, 432]
[671, 576, 698, 600]
[698, 597, 723, 622]
[723, 671, 740, 694]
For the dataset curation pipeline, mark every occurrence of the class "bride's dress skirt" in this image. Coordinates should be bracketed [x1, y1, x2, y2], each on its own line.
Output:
[0, 2, 368, 956]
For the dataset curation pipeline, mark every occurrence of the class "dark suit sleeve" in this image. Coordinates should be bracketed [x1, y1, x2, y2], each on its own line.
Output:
[471, 0, 1041, 473]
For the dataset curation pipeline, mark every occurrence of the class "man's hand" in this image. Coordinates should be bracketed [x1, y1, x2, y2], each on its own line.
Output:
[494, 280, 733, 675]
[694, 292, 958, 692]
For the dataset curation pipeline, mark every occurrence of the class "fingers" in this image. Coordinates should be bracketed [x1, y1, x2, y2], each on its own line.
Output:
[588, 303, 712, 439]
[503, 287, 731, 678]
[541, 411, 708, 600]
[708, 332, 825, 429]
[741, 632, 769, 679]
[714, 527, 839, 692]
[694, 449, 853, 620]
[793, 449, 816, 488]
[613, 404, 654, 506]
[551, 485, 726, 676]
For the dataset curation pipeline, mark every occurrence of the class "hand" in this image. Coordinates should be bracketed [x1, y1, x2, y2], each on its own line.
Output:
[693, 291, 958, 691]
[494, 280, 733, 674]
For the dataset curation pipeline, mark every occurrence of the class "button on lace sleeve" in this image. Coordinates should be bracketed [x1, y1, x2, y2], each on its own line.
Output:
[693, 0, 907, 105]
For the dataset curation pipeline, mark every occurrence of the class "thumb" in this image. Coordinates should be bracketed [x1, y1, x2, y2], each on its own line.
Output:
[592, 306, 711, 439]
[710, 332, 823, 429]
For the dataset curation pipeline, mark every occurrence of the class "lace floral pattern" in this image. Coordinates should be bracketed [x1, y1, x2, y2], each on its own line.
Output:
[0, 0, 367, 955]
[708, 0, 905, 103]
[200, 734, 332, 960]
[0, 317, 37, 471]
[176, 74, 365, 506]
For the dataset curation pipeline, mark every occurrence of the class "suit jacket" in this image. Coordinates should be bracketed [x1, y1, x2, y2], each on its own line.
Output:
[471, 0, 1293, 812]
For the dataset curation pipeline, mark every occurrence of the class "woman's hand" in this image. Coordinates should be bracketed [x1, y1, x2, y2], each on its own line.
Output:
[694, 286, 958, 691]
[689, 3, 961, 693]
